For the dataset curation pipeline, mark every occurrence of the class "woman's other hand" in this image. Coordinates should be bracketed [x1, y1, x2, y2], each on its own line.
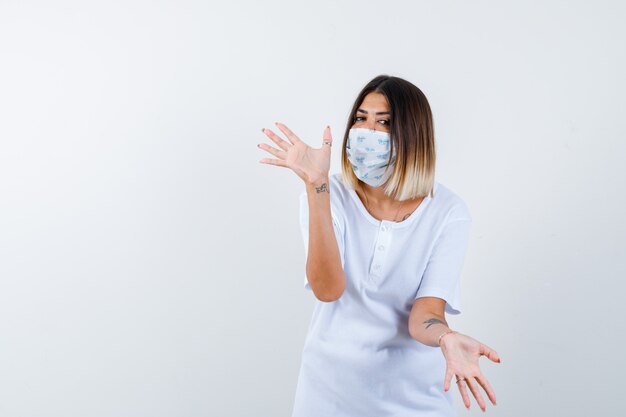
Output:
[440, 332, 501, 412]
[258, 122, 333, 185]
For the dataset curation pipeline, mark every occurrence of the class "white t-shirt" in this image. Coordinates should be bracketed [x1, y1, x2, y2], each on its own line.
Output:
[292, 172, 472, 417]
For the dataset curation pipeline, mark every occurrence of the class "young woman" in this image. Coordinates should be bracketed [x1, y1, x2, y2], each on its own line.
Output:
[258, 75, 501, 416]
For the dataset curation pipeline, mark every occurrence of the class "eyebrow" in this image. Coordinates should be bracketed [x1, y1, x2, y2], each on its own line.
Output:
[356, 108, 390, 115]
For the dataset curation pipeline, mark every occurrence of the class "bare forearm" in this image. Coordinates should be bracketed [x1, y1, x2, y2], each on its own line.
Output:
[409, 311, 454, 348]
[304, 176, 346, 302]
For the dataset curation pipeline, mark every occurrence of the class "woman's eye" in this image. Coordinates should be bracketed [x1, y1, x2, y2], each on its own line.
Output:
[352, 116, 389, 126]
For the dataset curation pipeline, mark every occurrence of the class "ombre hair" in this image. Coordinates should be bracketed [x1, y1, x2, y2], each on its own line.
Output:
[340, 75, 436, 202]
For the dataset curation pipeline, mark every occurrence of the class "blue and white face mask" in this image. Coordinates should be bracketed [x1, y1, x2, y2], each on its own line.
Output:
[346, 127, 396, 187]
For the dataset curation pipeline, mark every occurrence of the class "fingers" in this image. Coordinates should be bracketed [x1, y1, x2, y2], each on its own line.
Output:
[261, 127, 292, 151]
[259, 157, 288, 168]
[480, 343, 502, 363]
[443, 366, 454, 392]
[465, 376, 487, 412]
[274, 122, 302, 145]
[455, 378, 472, 410]
[324, 125, 331, 139]
[322, 126, 333, 148]
[475, 373, 497, 406]
[257, 140, 287, 160]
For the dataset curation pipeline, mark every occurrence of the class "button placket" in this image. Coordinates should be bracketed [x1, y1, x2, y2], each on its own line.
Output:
[369, 221, 393, 281]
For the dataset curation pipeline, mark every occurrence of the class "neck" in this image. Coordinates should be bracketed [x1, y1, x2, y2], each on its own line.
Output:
[360, 181, 398, 208]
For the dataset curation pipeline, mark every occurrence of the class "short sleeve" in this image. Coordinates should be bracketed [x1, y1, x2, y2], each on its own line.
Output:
[299, 191, 346, 291]
[415, 218, 472, 315]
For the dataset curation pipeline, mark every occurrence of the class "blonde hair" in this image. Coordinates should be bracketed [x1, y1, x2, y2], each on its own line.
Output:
[340, 75, 436, 202]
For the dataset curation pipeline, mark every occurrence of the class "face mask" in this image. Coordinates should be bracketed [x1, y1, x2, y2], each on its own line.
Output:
[346, 127, 396, 187]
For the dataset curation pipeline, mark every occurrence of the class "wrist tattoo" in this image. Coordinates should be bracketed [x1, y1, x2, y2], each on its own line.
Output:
[315, 183, 329, 193]
[423, 318, 447, 329]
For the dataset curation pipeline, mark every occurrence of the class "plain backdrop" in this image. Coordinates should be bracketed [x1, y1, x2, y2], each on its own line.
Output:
[1, 1, 625, 416]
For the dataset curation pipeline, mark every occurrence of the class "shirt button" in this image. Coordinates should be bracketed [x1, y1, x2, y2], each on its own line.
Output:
[381, 225, 388, 232]
[373, 264, 381, 270]
[377, 245, 385, 251]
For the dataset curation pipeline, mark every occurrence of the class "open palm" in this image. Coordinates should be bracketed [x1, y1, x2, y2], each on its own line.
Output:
[258, 122, 333, 184]
[440, 332, 501, 412]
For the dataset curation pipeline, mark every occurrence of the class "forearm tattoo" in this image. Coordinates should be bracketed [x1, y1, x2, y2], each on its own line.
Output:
[315, 183, 329, 193]
[423, 318, 447, 329]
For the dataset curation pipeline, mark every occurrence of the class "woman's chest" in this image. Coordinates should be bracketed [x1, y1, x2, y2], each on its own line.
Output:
[342, 221, 438, 305]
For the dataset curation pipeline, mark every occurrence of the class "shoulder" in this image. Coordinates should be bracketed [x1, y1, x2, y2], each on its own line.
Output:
[428, 181, 472, 223]
[330, 172, 351, 202]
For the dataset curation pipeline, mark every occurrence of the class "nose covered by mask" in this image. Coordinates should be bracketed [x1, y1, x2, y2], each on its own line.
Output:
[346, 128, 396, 187]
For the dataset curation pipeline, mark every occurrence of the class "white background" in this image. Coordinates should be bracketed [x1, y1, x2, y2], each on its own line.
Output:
[1, 1, 624, 416]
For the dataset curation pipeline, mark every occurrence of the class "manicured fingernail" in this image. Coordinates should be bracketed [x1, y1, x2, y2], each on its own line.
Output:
[261, 128, 264, 132]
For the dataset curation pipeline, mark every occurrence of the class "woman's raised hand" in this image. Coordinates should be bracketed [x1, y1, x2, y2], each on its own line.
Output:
[258, 122, 333, 185]
[440, 332, 501, 412]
